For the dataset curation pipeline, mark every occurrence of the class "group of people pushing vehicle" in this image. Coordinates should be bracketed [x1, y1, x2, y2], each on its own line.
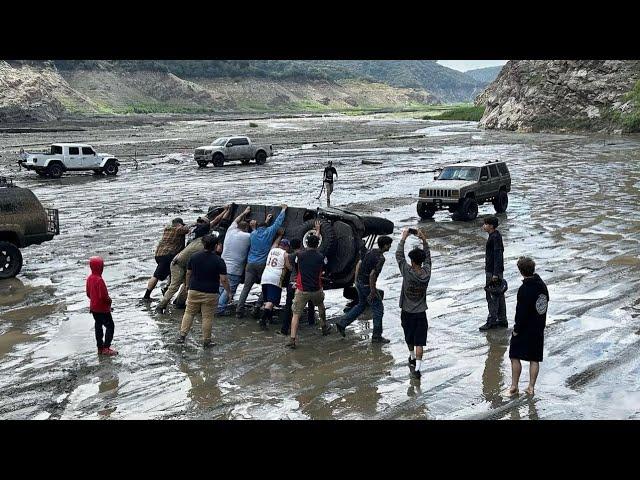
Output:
[87, 198, 549, 391]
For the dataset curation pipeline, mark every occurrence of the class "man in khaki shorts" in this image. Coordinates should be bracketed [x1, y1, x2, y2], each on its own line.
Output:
[286, 221, 332, 349]
[176, 235, 231, 348]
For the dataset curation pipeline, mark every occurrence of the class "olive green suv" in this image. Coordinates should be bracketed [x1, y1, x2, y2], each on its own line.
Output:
[416, 161, 511, 221]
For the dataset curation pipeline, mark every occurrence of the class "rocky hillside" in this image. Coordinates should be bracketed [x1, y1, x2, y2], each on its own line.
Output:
[476, 60, 640, 133]
[464, 66, 503, 84]
[0, 60, 488, 123]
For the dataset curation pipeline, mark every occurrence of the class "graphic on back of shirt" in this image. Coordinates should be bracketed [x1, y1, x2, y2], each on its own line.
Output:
[261, 248, 287, 287]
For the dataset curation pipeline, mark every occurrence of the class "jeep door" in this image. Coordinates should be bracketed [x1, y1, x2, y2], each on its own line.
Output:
[488, 164, 501, 199]
[81, 146, 99, 168]
[66, 146, 82, 169]
[478, 166, 491, 200]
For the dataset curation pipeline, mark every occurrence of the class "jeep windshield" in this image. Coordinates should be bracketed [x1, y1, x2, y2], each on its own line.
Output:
[211, 137, 228, 146]
[437, 166, 479, 181]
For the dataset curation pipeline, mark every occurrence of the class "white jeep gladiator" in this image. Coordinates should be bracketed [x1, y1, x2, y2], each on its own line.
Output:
[20, 143, 120, 178]
[194, 135, 273, 168]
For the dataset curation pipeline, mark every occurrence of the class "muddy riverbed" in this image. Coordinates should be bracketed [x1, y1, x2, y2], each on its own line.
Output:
[1, 113, 639, 419]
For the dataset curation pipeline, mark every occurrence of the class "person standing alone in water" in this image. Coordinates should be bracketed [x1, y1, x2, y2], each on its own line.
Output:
[323, 161, 338, 206]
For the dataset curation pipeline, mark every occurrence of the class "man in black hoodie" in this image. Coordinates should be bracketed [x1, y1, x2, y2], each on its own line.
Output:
[505, 256, 549, 396]
[479, 216, 508, 331]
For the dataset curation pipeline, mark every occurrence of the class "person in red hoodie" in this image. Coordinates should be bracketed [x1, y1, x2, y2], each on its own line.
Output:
[86, 256, 118, 356]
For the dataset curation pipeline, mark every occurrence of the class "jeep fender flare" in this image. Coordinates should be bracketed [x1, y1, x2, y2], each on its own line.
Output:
[99, 157, 120, 168]
[0, 227, 25, 248]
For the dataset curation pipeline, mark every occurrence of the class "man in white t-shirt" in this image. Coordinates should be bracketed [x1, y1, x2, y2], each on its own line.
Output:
[217, 206, 252, 314]
[259, 238, 290, 329]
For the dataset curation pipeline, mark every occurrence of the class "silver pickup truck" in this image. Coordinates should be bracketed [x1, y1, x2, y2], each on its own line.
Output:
[194, 135, 273, 168]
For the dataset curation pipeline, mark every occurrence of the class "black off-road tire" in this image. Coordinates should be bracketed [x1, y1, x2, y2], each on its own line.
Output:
[197, 160, 209, 168]
[240, 159, 251, 165]
[493, 190, 508, 213]
[457, 197, 479, 221]
[255, 151, 267, 165]
[362, 215, 395, 235]
[212, 153, 225, 167]
[417, 203, 437, 220]
[0, 241, 23, 279]
[103, 162, 118, 176]
[46, 162, 64, 179]
[294, 219, 337, 257]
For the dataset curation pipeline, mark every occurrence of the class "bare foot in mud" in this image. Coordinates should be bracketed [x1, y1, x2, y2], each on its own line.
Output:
[525, 386, 535, 396]
[503, 386, 519, 397]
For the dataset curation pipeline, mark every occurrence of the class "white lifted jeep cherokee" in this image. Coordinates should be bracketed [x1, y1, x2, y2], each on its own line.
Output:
[20, 143, 120, 178]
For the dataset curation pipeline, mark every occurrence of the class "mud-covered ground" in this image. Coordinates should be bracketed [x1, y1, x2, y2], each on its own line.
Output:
[1, 113, 639, 419]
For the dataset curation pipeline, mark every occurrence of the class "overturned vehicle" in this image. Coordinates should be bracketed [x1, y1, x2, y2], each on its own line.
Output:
[205, 203, 394, 317]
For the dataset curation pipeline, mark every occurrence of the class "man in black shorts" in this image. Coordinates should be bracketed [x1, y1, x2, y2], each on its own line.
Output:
[143, 218, 190, 300]
[322, 161, 338, 207]
[396, 227, 431, 380]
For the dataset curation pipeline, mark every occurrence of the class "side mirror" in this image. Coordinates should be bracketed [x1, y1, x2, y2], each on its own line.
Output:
[480, 175, 488, 181]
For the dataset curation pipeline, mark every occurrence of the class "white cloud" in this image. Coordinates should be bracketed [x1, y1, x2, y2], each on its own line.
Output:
[437, 60, 508, 72]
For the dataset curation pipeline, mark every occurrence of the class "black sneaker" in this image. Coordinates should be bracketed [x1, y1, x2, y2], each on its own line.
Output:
[411, 369, 422, 380]
[176, 335, 186, 344]
[335, 323, 346, 337]
[479, 322, 497, 331]
[321, 325, 332, 336]
[408, 356, 416, 369]
[496, 320, 509, 328]
[203, 340, 216, 348]
[371, 336, 391, 344]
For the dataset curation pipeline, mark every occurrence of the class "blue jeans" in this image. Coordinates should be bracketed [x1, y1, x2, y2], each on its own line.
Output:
[218, 273, 242, 313]
[337, 282, 384, 336]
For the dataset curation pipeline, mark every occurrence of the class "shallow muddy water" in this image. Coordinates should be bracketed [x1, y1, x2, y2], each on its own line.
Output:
[1, 114, 639, 419]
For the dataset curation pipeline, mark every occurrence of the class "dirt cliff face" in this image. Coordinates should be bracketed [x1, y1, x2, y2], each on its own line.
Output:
[476, 60, 640, 132]
[0, 61, 97, 122]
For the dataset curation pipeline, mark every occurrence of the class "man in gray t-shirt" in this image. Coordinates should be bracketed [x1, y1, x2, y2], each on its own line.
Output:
[218, 206, 251, 314]
[396, 227, 431, 380]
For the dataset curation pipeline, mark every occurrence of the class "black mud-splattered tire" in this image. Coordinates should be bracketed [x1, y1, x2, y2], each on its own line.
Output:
[255, 151, 267, 165]
[103, 162, 118, 176]
[493, 190, 508, 213]
[294, 219, 337, 257]
[241, 159, 251, 165]
[212, 153, 225, 167]
[457, 197, 478, 221]
[46, 162, 64, 178]
[0, 241, 23, 279]
[197, 160, 209, 168]
[417, 203, 437, 220]
[362, 215, 395, 235]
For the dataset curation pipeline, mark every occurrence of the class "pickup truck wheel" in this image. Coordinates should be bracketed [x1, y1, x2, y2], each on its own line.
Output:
[240, 159, 250, 165]
[294, 219, 337, 257]
[457, 197, 478, 221]
[255, 151, 267, 165]
[103, 162, 118, 176]
[417, 203, 437, 220]
[493, 190, 508, 213]
[212, 154, 224, 167]
[46, 163, 64, 178]
[0, 242, 23, 279]
[197, 160, 208, 168]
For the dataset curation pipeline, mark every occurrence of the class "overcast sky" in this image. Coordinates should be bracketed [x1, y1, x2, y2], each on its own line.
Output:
[437, 60, 508, 72]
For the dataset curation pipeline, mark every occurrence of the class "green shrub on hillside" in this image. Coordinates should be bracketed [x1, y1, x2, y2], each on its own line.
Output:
[426, 105, 485, 121]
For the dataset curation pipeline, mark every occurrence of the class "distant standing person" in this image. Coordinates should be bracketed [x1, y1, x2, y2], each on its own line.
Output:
[176, 235, 231, 348]
[479, 216, 508, 331]
[335, 236, 393, 344]
[286, 221, 332, 349]
[506, 256, 549, 397]
[143, 218, 190, 300]
[217, 206, 252, 315]
[396, 228, 431, 380]
[86, 256, 118, 356]
[236, 204, 288, 318]
[323, 161, 338, 207]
